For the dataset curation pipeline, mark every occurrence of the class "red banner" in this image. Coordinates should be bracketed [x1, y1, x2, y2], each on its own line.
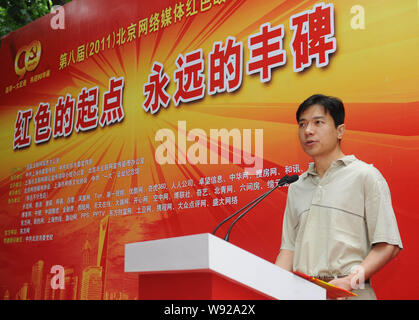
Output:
[0, 0, 418, 300]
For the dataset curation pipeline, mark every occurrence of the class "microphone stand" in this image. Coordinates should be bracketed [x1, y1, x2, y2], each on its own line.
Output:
[224, 178, 290, 242]
[211, 175, 290, 240]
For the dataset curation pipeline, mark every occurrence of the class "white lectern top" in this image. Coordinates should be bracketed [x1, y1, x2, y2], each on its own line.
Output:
[125, 233, 325, 300]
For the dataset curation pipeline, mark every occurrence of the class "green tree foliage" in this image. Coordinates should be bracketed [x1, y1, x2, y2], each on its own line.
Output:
[0, 0, 71, 38]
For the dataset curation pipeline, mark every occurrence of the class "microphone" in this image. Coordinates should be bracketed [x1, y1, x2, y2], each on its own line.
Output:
[211, 174, 299, 241]
[285, 174, 299, 184]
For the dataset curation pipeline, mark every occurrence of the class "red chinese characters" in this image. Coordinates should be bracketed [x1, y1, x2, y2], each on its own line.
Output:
[34, 103, 52, 144]
[13, 76, 125, 150]
[247, 22, 286, 83]
[75, 86, 99, 132]
[143, 62, 170, 114]
[53, 94, 75, 138]
[208, 36, 243, 95]
[290, 2, 336, 72]
[100, 77, 125, 126]
[173, 49, 205, 106]
[13, 109, 32, 149]
[140, 3, 337, 115]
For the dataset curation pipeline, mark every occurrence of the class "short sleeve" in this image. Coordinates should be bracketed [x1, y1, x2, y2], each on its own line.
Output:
[280, 186, 298, 251]
[364, 168, 403, 249]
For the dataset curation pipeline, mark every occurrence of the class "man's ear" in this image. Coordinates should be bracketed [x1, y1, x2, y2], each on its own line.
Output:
[337, 123, 346, 140]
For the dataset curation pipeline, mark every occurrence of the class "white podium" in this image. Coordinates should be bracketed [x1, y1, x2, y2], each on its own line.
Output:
[125, 233, 325, 300]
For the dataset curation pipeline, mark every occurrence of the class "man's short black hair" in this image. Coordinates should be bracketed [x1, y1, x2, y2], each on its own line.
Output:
[296, 94, 345, 127]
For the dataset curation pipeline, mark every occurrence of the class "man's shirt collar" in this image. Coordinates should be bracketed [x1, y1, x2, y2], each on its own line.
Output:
[302, 155, 357, 178]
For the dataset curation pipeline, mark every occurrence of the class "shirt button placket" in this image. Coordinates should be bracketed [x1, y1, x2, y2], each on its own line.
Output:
[315, 185, 322, 203]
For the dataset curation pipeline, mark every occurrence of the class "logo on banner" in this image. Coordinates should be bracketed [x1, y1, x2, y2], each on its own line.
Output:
[14, 40, 42, 79]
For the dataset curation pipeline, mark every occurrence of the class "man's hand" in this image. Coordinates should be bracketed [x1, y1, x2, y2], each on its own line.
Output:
[328, 275, 354, 292]
[328, 243, 401, 299]
[275, 249, 294, 272]
[328, 275, 358, 300]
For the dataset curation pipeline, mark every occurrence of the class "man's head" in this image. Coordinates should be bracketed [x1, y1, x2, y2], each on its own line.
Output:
[296, 94, 346, 159]
[296, 94, 345, 128]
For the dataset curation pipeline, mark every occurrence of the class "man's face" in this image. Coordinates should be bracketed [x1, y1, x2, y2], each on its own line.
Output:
[297, 104, 344, 159]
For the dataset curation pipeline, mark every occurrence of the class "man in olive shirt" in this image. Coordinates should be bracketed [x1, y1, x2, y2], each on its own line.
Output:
[275, 94, 403, 299]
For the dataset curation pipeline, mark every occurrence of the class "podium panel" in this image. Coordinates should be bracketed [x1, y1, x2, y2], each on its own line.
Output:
[125, 233, 326, 300]
[138, 271, 272, 300]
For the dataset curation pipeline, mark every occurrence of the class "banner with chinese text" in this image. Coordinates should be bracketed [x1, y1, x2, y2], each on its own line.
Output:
[0, 0, 418, 300]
